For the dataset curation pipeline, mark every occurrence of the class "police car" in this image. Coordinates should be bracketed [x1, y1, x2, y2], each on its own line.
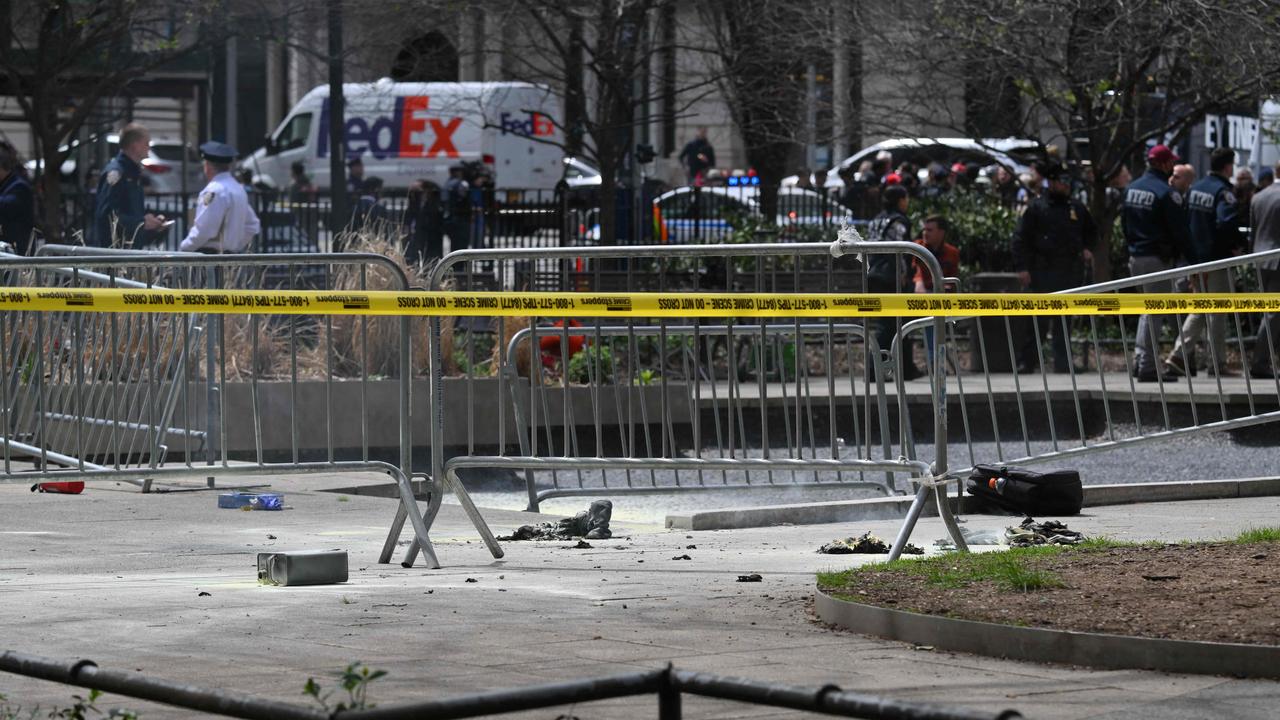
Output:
[651, 186, 857, 243]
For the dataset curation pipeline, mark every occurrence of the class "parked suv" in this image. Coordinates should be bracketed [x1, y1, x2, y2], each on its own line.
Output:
[783, 137, 1047, 190]
[651, 186, 856, 243]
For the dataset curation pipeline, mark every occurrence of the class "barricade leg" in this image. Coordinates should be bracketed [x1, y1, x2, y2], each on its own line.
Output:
[888, 478, 931, 561]
[390, 469, 441, 569]
[389, 471, 504, 566]
[444, 472, 504, 556]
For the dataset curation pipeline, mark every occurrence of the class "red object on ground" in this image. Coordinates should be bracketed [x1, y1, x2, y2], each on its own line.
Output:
[31, 481, 85, 494]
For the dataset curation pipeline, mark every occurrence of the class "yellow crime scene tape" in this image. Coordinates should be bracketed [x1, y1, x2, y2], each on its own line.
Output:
[1, 287, 1279, 318]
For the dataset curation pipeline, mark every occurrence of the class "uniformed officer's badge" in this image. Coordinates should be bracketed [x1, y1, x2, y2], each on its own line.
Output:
[201, 191, 214, 206]
[106, 170, 120, 186]
[1224, 191, 1237, 205]
[1170, 190, 1183, 204]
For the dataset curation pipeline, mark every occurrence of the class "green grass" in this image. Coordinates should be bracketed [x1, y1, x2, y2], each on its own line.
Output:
[1233, 526, 1280, 543]
[819, 529, 1280, 600]
[1075, 536, 1162, 550]
[820, 546, 1068, 595]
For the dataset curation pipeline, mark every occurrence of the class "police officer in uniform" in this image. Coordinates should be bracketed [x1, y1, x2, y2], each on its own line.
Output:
[1166, 147, 1243, 377]
[1012, 162, 1096, 373]
[179, 141, 261, 254]
[93, 123, 166, 247]
[443, 163, 472, 252]
[1122, 144, 1190, 381]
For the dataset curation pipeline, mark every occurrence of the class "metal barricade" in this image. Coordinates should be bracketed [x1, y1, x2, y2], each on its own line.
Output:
[1, 250, 202, 488]
[386, 235, 969, 567]
[885, 249, 1280, 559]
[0, 248, 473, 569]
[501, 323, 898, 510]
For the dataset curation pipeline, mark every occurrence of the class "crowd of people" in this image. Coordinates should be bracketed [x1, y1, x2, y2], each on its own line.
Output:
[789, 150, 1034, 220]
[1118, 144, 1279, 381]
[852, 141, 1280, 381]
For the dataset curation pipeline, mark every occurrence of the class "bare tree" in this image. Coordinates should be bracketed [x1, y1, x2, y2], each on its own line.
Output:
[857, 0, 1280, 280]
[477, 0, 719, 244]
[0, 1, 235, 241]
[699, 0, 840, 219]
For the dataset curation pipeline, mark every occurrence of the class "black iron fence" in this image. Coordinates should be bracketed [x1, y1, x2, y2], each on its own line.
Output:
[0, 650, 1022, 720]
[50, 184, 881, 256]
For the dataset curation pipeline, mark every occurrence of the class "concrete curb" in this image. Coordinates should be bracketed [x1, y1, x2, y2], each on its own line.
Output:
[665, 476, 1280, 530]
[814, 588, 1280, 679]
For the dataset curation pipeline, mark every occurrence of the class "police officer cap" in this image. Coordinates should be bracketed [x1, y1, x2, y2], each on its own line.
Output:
[199, 141, 237, 163]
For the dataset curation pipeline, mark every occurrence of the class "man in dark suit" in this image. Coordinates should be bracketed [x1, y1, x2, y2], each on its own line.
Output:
[1249, 161, 1280, 379]
[0, 140, 34, 255]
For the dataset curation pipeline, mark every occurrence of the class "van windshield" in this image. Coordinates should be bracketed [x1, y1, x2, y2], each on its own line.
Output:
[274, 113, 313, 151]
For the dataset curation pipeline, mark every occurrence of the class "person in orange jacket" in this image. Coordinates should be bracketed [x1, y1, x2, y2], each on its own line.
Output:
[912, 215, 960, 374]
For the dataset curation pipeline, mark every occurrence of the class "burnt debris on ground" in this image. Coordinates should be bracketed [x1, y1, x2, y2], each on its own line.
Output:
[819, 532, 924, 555]
[499, 500, 614, 541]
[1006, 518, 1085, 547]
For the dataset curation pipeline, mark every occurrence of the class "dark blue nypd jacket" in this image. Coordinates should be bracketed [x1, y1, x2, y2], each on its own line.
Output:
[1121, 168, 1190, 261]
[93, 152, 148, 247]
[1185, 173, 1243, 264]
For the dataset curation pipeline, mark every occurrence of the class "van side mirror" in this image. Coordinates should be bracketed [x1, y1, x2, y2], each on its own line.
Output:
[264, 135, 277, 155]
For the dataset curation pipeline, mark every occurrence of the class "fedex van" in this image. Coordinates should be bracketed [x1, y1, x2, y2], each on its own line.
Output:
[245, 79, 563, 191]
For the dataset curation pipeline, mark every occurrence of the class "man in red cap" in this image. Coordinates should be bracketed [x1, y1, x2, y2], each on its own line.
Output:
[1121, 144, 1191, 381]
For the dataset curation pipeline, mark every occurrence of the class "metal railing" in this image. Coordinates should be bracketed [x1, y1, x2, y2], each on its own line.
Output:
[58, 188, 603, 254]
[0, 248, 487, 569]
[1, 250, 201, 488]
[0, 650, 1022, 720]
[385, 236, 969, 567]
[501, 323, 899, 509]
[10, 240, 1275, 572]
[899, 249, 1280, 472]
[57, 184, 883, 255]
[881, 249, 1280, 559]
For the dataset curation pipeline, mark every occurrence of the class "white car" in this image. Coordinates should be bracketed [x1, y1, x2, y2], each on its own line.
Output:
[25, 134, 205, 195]
[652, 186, 857, 243]
[563, 156, 601, 188]
[783, 137, 1046, 190]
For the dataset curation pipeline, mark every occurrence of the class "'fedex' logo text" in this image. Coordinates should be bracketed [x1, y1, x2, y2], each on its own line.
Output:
[499, 112, 555, 138]
[318, 96, 462, 159]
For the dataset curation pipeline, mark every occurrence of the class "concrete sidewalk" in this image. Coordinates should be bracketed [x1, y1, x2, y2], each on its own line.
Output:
[1, 474, 1277, 719]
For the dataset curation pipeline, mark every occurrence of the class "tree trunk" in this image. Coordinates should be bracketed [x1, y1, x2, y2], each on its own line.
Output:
[747, 140, 792, 224]
[38, 132, 66, 246]
[1088, 177, 1118, 283]
[598, 161, 619, 245]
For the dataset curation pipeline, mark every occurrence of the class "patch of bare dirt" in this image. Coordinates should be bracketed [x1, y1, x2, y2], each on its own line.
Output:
[824, 542, 1280, 646]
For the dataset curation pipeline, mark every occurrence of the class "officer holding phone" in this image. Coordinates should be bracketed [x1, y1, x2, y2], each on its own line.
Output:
[179, 141, 261, 254]
[93, 123, 167, 247]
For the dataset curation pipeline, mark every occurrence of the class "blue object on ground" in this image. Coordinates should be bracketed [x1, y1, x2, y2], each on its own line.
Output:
[218, 492, 284, 510]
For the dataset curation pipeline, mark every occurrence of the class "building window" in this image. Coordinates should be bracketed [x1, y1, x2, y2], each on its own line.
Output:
[391, 31, 460, 82]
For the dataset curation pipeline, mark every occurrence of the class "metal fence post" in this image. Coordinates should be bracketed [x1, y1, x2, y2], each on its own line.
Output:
[658, 665, 682, 720]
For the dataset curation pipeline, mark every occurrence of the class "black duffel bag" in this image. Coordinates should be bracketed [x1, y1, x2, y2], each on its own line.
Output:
[966, 464, 1083, 516]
